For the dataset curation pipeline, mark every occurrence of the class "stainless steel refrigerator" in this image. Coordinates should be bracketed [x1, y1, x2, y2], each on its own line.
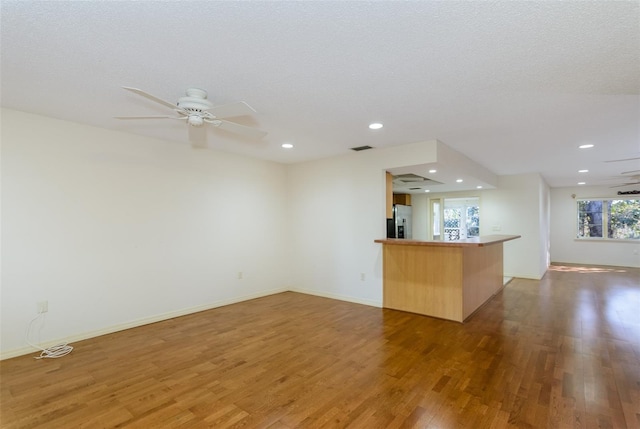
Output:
[393, 204, 412, 239]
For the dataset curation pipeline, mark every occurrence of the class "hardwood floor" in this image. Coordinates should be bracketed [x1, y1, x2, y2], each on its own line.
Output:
[1, 263, 639, 428]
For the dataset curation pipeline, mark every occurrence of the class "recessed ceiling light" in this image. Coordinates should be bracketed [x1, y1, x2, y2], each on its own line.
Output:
[476, 185, 483, 189]
[578, 169, 589, 173]
[368, 123, 383, 130]
[578, 182, 586, 185]
[429, 169, 437, 174]
[456, 179, 463, 183]
[424, 190, 430, 193]
[281, 143, 293, 149]
[579, 144, 594, 149]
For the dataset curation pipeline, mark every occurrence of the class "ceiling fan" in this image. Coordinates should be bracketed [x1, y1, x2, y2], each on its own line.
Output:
[609, 172, 640, 188]
[604, 156, 640, 163]
[116, 87, 267, 148]
[604, 156, 640, 187]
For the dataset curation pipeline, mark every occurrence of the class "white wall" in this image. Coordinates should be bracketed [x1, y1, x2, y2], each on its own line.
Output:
[411, 173, 550, 279]
[482, 174, 549, 279]
[1, 109, 289, 358]
[539, 176, 551, 270]
[287, 141, 439, 306]
[286, 142, 550, 311]
[550, 186, 640, 267]
[411, 193, 429, 240]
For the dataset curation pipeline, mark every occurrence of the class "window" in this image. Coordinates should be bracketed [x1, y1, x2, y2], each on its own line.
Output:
[577, 198, 640, 240]
[442, 197, 479, 241]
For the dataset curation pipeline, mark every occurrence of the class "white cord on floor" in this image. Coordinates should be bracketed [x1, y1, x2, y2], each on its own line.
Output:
[25, 313, 73, 359]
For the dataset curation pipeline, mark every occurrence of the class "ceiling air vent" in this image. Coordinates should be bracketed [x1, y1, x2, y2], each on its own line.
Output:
[350, 145, 373, 151]
[392, 174, 443, 186]
[395, 173, 428, 183]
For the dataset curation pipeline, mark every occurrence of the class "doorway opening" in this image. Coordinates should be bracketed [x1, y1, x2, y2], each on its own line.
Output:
[431, 197, 480, 241]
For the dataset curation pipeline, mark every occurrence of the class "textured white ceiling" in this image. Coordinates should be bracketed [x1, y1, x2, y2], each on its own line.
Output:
[1, 1, 639, 188]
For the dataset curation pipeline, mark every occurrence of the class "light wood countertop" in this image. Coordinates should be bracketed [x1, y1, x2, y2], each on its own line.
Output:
[374, 234, 521, 247]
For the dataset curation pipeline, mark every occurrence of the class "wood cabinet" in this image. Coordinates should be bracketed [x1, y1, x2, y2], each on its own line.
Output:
[375, 235, 520, 322]
[393, 194, 411, 206]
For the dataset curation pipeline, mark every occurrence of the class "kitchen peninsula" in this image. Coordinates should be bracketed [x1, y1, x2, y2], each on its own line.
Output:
[375, 235, 520, 322]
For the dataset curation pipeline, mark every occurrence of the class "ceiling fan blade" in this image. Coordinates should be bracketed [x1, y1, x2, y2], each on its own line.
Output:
[210, 119, 267, 139]
[621, 169, 640, 175]
[188, 125, 208, 149]
[114, 115, 183, 120]
[610, 183, 640, 188]
[122, 87, 178, 110]
[604, 157, 640, 163]
[208, 101, 256, 119]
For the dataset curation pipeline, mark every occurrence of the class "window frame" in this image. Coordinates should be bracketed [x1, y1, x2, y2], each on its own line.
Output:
[576, 197, 640, 242]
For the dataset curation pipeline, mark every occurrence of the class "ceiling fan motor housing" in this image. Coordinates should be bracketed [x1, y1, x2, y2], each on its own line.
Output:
[178, 88, 213, 127]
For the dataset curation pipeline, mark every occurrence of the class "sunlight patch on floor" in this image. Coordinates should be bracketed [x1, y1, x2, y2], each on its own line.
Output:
[549, 263, 629, 274]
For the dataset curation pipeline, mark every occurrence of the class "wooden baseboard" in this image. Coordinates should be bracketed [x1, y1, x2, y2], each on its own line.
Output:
[1, 287, 288, 360]
[288, 287, 383, 309]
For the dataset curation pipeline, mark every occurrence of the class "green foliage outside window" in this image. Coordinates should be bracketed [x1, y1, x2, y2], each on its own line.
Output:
[577, 199, 640, 240]
[466, 205, 480, 237]
[609, 199, 640, 239]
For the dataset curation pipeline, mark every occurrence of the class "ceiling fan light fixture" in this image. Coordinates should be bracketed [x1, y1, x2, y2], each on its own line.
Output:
[187, 115, 204, 127]
[369, 122, 383, 130]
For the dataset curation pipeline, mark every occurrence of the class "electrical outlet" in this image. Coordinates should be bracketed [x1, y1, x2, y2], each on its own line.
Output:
[237, 271, 243, 280]
[37, 301, 48, 314]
